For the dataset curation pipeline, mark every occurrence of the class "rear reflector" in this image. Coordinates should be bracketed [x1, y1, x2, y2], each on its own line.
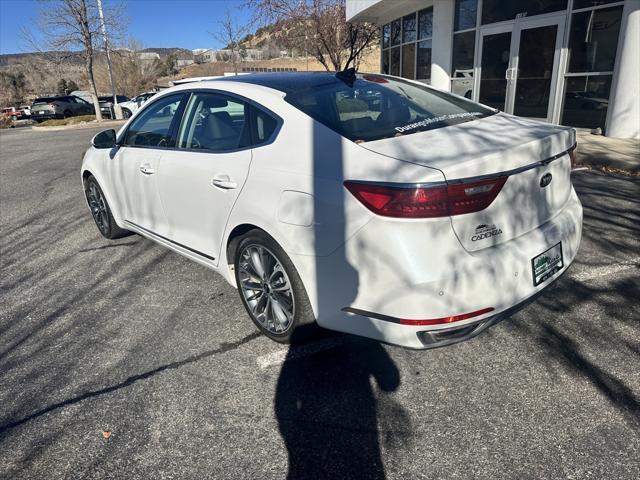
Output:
[342, 306, 495, 326]
[399, 307, 495, 326]
[344, 177, 507, 218]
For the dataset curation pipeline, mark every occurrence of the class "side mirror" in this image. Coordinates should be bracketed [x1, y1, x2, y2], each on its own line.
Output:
[92, 129, 116, 149]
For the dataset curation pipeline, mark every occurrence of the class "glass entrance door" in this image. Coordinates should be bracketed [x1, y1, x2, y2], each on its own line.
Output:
[512, 18, 564, 121]
[478, 30, 512, 111]
[476, 14, 565, 122]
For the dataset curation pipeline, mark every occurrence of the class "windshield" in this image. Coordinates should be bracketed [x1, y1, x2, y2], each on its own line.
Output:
[285, 74, 496, 142]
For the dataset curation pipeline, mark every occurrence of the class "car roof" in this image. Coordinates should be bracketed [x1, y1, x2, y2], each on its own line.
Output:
[217, 72, 350, 94]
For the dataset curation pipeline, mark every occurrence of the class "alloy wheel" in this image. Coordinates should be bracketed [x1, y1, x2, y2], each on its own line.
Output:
[86, 182, 110, 235]
[238, 244, 295, 335]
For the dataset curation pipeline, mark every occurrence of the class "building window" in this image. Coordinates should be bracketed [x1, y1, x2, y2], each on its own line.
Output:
[403, 14, 416, 43]
[417, 40, 432, 80]
[402, 43, 416, 79]
[390, 19, 401, 46]
[454, 0, 477, 31]
[572, 0, 620, 9]
[382, 23, 390, 49]
[381, 7, 433, 82]
[481, 0, 568, 25]
[567, 6, 623, 73]
[561, 4, 623, 130]
[390, 47, 400, 76]
[451, 0, 478, 98]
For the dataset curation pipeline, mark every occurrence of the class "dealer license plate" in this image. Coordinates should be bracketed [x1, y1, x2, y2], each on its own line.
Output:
[532, 242, 563, 286]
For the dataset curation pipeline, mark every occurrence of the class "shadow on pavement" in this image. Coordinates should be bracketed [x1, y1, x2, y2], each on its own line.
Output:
[275, 329, 408, 480]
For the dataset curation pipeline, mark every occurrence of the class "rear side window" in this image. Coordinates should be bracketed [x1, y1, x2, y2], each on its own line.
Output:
[123, 94, 185, 148]
[177, 92, 249, 152]
[285, 75, 495, 142]
[251, 106, 278, 144]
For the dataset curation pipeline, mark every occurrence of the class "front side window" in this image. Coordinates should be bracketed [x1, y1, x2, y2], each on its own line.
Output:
[177, 92, 249, 152]
[123, 94, 184, 147]
[285, 75, 495, 143]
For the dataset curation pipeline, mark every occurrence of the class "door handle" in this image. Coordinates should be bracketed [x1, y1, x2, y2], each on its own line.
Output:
[212, 175, 237, 190]
[139, 164, 155, 175]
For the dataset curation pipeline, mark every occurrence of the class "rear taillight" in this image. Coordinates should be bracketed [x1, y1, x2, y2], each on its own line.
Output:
[345, 177, 507, 218]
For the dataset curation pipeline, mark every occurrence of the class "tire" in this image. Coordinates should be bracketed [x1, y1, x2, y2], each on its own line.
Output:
[122, 108, 132, 119]
[83, 175, 131, 240]
[63, 110, 72, 118]
[234, 230, 318, 344]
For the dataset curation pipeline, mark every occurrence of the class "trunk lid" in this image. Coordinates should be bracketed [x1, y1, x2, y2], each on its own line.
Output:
[360, 113, 576, 251]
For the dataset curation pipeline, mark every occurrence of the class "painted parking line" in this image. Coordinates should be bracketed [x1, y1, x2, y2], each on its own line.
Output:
[256, 335, 354, 369]
[572, 258, 639, 283]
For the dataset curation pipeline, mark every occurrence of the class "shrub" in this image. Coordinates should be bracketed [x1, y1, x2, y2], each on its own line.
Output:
[0, 116, 13, 129]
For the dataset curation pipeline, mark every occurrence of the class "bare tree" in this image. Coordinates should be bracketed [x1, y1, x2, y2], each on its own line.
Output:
[106, 39, 161, 97]
[245, 0, 378, 71]
[0, 72, 29, 105]
[26, 0, 125, 121]
[212, 10, 252, 75]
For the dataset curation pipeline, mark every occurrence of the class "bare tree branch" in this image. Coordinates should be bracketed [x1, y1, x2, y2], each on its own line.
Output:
[245, 0, 378, 71]
[211, 10, 252, 76]
[23, 0, 127, 120]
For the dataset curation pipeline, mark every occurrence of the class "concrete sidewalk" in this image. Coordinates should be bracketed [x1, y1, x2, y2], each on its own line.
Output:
[576, 130, 639, 174]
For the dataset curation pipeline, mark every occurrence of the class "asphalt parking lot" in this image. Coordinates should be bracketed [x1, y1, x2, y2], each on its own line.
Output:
[1, 125, 639, 479]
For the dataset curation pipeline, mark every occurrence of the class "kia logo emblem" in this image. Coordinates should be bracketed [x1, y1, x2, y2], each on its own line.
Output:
[540, 173, 552, 188]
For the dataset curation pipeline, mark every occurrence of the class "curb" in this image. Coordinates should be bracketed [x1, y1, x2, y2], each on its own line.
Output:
[31, 120, 126, 132]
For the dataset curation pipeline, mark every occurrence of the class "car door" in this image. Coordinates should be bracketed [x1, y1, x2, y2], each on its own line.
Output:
[78, 96, 94, 114]
[109, 92, 187, 234]
[66, 97, 81, 115]
[155, 91, 254, 263]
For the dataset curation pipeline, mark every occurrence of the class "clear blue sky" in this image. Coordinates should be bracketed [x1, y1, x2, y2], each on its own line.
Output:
[0, 0, 254, 54]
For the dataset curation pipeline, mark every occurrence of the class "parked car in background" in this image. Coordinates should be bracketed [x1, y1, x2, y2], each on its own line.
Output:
[70, 90, 94, 104]
[98, 95, 130, 119]
[1, 107, 24, 120]
[81, 71, 583, 349]
[118, 91, 156, 118]
[31, 95, 94, 122]
[19, 105, 31, 118]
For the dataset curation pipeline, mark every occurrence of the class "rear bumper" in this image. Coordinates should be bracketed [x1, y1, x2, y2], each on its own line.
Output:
[99, 107, 113, 118]
[293, 187, 583, 349]
[31, 112, 61, 121]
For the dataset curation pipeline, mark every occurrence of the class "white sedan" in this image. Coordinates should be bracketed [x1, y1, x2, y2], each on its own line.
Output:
[81, 71, 582, 348]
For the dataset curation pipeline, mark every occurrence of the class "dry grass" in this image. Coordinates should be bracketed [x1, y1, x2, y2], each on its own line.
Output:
[0, 116, 13, 129]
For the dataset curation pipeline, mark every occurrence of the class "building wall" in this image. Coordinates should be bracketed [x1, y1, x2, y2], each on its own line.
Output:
[348, 0, 640, 138]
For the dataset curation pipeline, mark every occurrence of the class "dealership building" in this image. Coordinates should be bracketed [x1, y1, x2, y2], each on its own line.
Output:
[347, 0, 639, 138]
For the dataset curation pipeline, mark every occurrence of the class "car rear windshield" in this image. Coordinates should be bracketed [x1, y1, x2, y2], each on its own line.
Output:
[284, 75, 496, 142]
[33, 97, 59, 105]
